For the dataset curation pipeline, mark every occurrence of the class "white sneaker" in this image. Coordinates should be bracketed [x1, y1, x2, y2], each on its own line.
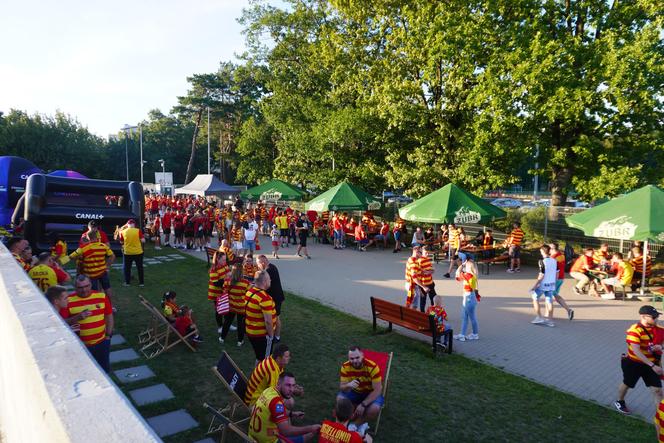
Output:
[348, 423, 357, 432]
[466, 333, 479, 340]
[217, 326, 223, 333]
[601, 292, 616, 300]
[531, 316, 545, 324]
[356, 423, 369, 436]
[453, 334, 466, 341]
[218, 337, 224, 344]
[237, 341, 243, 347]
[154, 246, 162, 250]
[545, 320, 555, 327]
[229, 324, 237, 331]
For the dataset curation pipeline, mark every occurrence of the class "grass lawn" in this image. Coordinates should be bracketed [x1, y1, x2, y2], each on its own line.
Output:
[108, 246, 655, 442]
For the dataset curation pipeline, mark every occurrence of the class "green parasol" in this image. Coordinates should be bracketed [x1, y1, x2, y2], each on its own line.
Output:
[398, 183, 506, 224]
[566, 185, 664, 294]
[240, 179, 306, 202]
[305, 181, 382, 212]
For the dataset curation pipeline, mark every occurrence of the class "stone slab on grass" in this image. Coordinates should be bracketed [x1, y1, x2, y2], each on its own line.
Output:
[129, 383, 174, 406]
[146, 409, 198, 438]
[109, 348, 139, 364]
[114, 365, 155, 384]
[110, 334, 126, 346]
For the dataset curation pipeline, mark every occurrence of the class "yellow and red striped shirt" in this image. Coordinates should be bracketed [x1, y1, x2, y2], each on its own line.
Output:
[221, 246, 235, 263]
[65, 292, 112, 346]
[507, 228, 524, 246]
[655, 398, 664, 442]
[244, 355, 283, 405]
[245, 287, 276, 338]
[230, 227, 242, 242]
[405, 256, 421, 284]
[208, 264, 230, 301]
[631, 255, 652, 276]
[626, 322, 661, 363]
[50, 240, 68, 260]
[339, 358, 381, 394]
[418, 256, 433, 285]
[228, 279, 250, 314]
[243, 262, 256, 280]
[12, 253, 31, 272]
[69, 242, 113, 278]
[449, 227, 460, 249]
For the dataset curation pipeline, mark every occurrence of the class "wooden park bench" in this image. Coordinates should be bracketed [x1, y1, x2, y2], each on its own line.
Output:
[370, 296, 452, 355]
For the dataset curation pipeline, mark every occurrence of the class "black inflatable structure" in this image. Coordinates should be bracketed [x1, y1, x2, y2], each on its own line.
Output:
[22, 174, 143, 252]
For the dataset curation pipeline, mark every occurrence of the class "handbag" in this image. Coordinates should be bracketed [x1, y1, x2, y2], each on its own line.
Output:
[216, 294, 230, 315]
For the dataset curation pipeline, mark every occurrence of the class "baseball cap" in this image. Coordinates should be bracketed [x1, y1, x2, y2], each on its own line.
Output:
[458, 252, 468, 262]
[639, 305, 660, 318]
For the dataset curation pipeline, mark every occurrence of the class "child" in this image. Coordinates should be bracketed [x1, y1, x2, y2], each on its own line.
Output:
[243, 254, 256, 282]
[152, 214, 162, 250]
[161, 291, 179, 323]
[174, 305, 203, 343]
[270, 224, 280, 259]
[426, 295, 448, 348]
[454, 254, 480, 342]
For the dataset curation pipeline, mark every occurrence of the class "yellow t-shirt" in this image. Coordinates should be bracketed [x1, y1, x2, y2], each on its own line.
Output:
[120, 227, 143, 255]
[248, 387, 287, 443]
[619, 261, 634, 285]
[28, 264, 57, 291]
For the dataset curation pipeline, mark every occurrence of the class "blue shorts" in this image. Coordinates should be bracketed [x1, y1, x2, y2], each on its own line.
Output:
[279, 435, 305, 443]
[334, 229, 344, 240]
[338, 390, 385, 407]
[358, 239, 369, 245]
[532, 287, 555, 303]
[90, 272, 111, 291]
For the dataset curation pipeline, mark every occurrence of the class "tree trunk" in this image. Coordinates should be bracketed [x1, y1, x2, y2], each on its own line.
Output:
[185, 108, 203, 184]
[550, 165, 573, 206]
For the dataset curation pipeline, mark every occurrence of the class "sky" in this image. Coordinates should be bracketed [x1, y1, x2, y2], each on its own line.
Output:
[0, 0, 254, 138]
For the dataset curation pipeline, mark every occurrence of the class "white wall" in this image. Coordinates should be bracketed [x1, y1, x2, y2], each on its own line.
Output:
[0, 244, 161, 443]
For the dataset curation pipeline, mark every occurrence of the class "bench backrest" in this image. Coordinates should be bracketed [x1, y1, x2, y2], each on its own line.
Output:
[371, 296, 433, 330]
[400, 305, 430, 327]
[371, 297, 402, 317]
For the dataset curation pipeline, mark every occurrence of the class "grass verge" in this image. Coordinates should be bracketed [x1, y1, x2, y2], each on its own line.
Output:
[108, 246, 654, 442]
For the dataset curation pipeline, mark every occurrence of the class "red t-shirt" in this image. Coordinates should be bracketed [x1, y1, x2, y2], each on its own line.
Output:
[162, 212, 172, 228]
[79, 230, 109, 247]
[174, 316, 193, 336]
[318, 420, 363, 443]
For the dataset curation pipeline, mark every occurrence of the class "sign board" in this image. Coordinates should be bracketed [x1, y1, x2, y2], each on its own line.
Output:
[154, 172, 173, 186]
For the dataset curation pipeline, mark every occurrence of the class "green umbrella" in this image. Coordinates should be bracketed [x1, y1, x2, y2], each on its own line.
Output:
[305, 181, 382, 212]
[240, 179, 306, 202]
[398, 183, 506, 224]
[566, 185, 664, 241]
[566, 185, 664, 294]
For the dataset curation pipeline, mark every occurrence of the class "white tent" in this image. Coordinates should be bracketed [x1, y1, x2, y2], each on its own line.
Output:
[174, 174, 240, 197]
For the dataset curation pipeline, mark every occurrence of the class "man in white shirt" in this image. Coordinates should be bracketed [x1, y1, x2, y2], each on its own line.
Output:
[530, 245, 559, 327]
[243, 216, 259, 254]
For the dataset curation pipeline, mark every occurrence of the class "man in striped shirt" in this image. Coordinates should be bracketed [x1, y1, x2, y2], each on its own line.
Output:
[244, 343, 303, 407]
[67, 239, 115, 301]
[630, 246, 653, 291]
[405, 247, 425, 310]
[418, 246, 436, 312]
[614, 305, 663, 414]
[506, 222, 525, 273]
[338, 346, 383, 435]
[245, 270, 276, 364]
[63, 275, 114, 372]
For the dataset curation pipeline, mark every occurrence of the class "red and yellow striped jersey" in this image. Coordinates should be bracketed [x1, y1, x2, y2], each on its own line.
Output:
[163, 300, 179, 319]
[12, 253, 31, 272]
[244, 355, 283, 405]
[65, 292, 112, 346]
[28, 264, 57, 291]
[405, 257, 421, 283]
[507, 228, 524, 246]
[418, 256, 433, 285]
[228, 279, 250, 314]
[626, 322, 662, 363]
[593, 249, 610, 264]
[208, 264, 230, 301]
[69, 242, 113, 278]
[230, 227, 242, 242]
[221, 246, 235, 263]
[656, 398, 664, 442]
[248, 387, 287, 442]
[243, 262, 256, 280]
[457, 271, 477, 292]
[449, 228, 460, 249]
[245, 287, 276, 338]
[50, 240, 67, 260]
[631, 255, 652, 276]
[339, 358, 381, 394]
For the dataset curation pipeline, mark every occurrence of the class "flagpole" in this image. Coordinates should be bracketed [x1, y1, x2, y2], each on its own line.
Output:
[641, 240, 648, 295]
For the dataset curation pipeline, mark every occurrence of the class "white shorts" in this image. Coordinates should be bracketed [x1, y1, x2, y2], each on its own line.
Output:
[233, 241, 243, 250]
[602, 277, 621, 286]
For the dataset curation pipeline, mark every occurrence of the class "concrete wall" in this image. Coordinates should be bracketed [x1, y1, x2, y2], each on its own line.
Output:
[0, 244, 161, 443]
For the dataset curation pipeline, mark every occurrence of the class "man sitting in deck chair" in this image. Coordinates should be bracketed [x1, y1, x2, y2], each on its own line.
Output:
[337, 346, 384, 436]
[319, 397, 372, 443]
[245, 344, 303, 408]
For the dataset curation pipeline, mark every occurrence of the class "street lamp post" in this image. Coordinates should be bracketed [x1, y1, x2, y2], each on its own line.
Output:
[139, 125, 144, 186]
[207, 107, 211, 175]
[121, 124, 138, 181]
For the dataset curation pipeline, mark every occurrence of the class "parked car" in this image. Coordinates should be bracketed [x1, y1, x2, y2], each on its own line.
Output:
[491, 198, 522, 208]
[387, 195, 413, 204]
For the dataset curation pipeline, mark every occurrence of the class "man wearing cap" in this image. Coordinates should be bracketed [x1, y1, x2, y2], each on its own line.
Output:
[79, 220, 110, 247]
[117, 219, 145, 287]
[614, 305, 664, 414]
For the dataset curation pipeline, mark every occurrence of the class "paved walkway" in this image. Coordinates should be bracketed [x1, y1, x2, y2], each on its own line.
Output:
[185, 238, 658, 420]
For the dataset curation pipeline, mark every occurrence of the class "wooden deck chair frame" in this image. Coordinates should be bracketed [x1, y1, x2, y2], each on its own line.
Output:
[361, 349, 393, 436]
[209, 351, 252, 442]
[203, 403, 254, 443]
[136, 295, 197, 359]
[137, 297, 162, 344]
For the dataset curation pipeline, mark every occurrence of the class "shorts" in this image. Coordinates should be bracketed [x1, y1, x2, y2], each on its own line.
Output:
[206, 228, 213, 236]
[374, 234, 385, 241]
[334, 229, 344, 240]
[621, 356, 661, 388]
[532, 287, 555, 303]
[233, 241, 243, 250]
[150, 209, 159, 216]
[509, 245, 521, 259]
[244, 239, 256, 250]
[358, 238, 368, 246]
[195, 230, 205, 239]
[90, 272, 111, 291]
[272, 240, 279, 247]
[279, 436, 304, 443]
[299, 234, 307, 247]
[163, 228, 171, 235]
[275, 300, 283, 316]
[184, 230, 194, 237]
[174, 228, 183, 237]
[554, 279, 564, 296]
[280, 229, 289, 237]
[338, 390, 385, 407]
[602, 277, 621, 286]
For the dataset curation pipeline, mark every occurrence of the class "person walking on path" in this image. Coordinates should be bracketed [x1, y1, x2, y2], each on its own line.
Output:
[454, 254, 480, 342]
[257, 255, 285, 342]
[296, 213, 311, 259]
[549, 242, 574, 320]
[505, 222, 525, 273]
[530, 245, 558, 327]
[614, 305, 664, 415]
[116, 219, 145, 287]
[405, 246, 425, 310]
